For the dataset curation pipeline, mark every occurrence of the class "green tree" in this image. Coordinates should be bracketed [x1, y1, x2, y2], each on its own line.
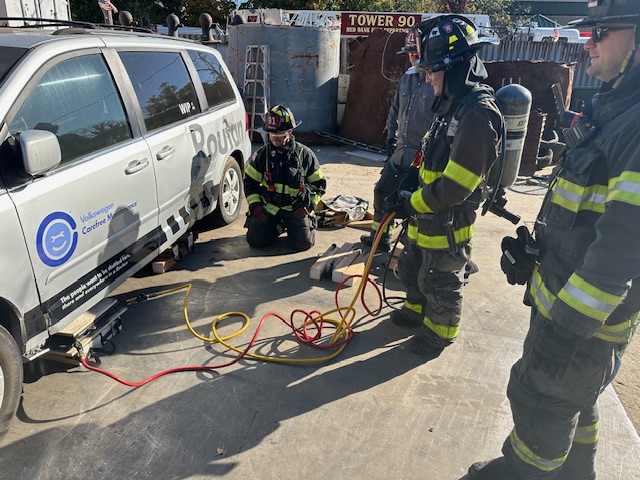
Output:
[184, 0, 237, 26]
[466, 0, 529, 34]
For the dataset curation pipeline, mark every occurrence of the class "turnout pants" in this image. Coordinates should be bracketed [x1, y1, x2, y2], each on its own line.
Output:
[501, 310, 616, 479]
[397, 240, 471, 347]
[246, 211, 316, 252]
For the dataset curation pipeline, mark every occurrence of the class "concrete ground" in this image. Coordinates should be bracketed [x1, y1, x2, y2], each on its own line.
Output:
[1, 145, 638, 479]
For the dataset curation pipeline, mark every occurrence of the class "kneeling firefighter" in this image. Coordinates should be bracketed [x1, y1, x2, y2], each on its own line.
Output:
[384, 15, 503, 354]
[244, 105, 326, 252]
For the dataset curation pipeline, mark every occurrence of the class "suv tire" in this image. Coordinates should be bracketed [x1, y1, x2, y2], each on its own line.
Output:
[213, 156, 243, 226]
[0, 324, 23, 440]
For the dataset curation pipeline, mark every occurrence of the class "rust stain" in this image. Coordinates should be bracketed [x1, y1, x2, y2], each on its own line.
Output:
[291, 54, 320, 67]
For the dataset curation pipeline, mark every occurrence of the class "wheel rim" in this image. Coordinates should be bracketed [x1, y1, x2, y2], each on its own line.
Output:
[221, 166, 240, 216]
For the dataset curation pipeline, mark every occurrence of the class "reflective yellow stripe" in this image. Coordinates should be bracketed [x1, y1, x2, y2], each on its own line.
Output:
[558, 274, 622, 323]
[593, 312, 638, 344]
[404, 301, 422, 315]
[551, 179, 606, 213]
[371, 220, 394, 235]
[246, 193, 261, 205]
[607, 171, 640, 206]
[423, 314, 459, 340]
[573, 422, 599, 445]
[407, 224, 474, 249]
[529, 266, 554, 319]
[530, 267, 636, 344]
[510, 429, 566, 472]
[449, 34, 459, 45]
[246, 164, 262, 182]
[443, 159, 483, 191]
[410, 189, 433, 213]
[264, 203, 280, 215]
[308, 168, 324, 182]
[421, 168, 442, 185]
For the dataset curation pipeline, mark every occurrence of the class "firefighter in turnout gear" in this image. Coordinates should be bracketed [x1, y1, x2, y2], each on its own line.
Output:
[465, 1, 640, 479]
[360, 28, 435, 252]
[384, 15, 503, 354]
[244, 105, 326, 251]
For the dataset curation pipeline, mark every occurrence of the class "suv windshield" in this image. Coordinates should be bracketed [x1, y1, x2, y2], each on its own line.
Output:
[0, 47, 28, 84]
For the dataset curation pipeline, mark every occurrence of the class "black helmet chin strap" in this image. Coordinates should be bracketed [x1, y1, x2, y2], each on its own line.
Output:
[611, 25, 640, 85]
[431, 69, 453, 116]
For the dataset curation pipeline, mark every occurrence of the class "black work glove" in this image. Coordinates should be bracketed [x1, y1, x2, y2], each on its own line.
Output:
[531, 322, 581, 380]
[385, 138, 397, 157]
[293, 206, 308, 219]
[500, 226, 538, 285]
[385, 198, 412, 219]
[398, 166, 419, 196]
[251, 204, 269, 224]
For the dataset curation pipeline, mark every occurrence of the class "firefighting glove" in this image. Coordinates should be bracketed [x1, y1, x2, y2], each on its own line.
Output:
[293, 207, 308, 219]
[251, 204, 269, 224]
[385, 138, 397, 157]
[531, 321, 581, 381]
[385, 198, 412, 220]
[398, 166, 419, 197]
[500, 226, 538, 285]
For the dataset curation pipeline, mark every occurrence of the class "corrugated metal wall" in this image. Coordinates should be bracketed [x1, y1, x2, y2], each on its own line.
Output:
[480, 40, 601, 88]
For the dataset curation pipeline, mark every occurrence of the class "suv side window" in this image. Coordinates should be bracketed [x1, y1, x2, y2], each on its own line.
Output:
[119, 51, 201, 131]
[187, 50, 236, 109]
[8, 54, 132, 165]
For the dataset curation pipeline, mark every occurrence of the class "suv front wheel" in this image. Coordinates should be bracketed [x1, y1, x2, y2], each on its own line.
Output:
[213, 156, 243, 226]
[0, 324, 23, 440]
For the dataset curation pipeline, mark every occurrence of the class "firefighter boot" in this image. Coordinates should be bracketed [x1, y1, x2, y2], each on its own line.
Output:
[390, 309, 422, 328]
[466, 457, 519, 479]
[360, 232, 391, 252]
[405, 325, 452, 355]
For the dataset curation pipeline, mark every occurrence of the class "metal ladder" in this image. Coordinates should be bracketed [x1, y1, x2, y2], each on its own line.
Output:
[243, 44, 270, 142]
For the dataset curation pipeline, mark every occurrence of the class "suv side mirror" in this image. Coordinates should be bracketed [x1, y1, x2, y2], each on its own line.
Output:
[20, 130, 61, 175]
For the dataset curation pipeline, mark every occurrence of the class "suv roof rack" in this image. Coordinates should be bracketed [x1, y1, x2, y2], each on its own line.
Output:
[0, 17, 154, 34]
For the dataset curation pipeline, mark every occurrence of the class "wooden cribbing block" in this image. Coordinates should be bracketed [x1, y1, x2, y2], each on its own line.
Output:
[310, 243, 339, 279]
[333, 252, 368, 286]
[331, 249, 363, 284]
[309, 242, 356, 280]
[387, 244, 404, 272]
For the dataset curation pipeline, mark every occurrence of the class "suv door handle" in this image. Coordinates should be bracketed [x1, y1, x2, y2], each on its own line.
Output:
[156, 145, 176, 160]
[124, 159, 150, 174]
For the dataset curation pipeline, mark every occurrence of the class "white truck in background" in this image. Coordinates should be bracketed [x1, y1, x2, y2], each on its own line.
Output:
[0, 0, 71, 25]
[513, 24, 583, 43]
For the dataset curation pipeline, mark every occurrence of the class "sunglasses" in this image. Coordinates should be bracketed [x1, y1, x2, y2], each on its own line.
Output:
[591, 25, 636, 43]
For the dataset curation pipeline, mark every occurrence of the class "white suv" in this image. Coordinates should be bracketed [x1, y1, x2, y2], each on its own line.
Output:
[0, 20, 251, 436]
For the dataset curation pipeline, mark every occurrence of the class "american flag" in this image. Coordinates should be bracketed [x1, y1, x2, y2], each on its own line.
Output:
[97, 0, 118, 13]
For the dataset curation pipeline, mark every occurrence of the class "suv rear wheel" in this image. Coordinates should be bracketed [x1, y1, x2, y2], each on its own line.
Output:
[213, 156, 243, 226]
[0, 324, 22, 440]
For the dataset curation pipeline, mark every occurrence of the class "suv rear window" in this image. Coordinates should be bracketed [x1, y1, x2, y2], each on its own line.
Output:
[187, 50, 236, 109]
[119, 51, 201, 131]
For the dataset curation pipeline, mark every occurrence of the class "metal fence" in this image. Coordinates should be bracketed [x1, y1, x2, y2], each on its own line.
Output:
[480, 40, 600, 88]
